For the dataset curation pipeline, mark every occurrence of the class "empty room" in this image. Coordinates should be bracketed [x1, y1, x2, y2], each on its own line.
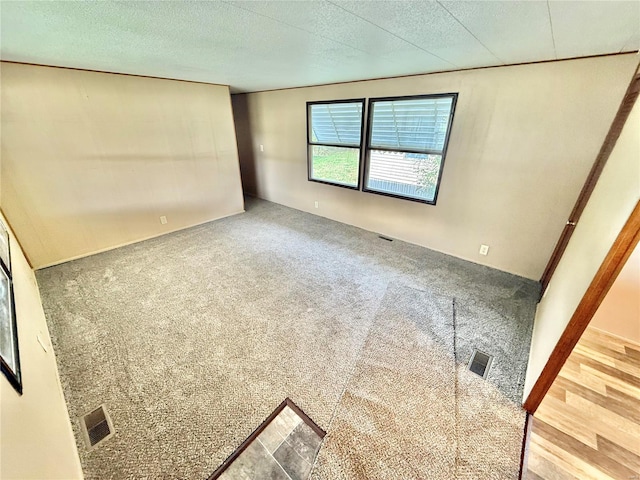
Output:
[1, 1, 639, 480]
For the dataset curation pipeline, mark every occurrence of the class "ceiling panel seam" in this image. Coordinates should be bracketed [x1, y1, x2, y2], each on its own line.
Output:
[435, 0, 504, 64]
[325, 0, 459, 68]
[221, 0, 370, 55]
[546, 0, 558, 59]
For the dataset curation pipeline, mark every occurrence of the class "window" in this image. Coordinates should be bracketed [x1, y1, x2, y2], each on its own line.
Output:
[307, 99, 365, 189]
[363, 94, 457, 204]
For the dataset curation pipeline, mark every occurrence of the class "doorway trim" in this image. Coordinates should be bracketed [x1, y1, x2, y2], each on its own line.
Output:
[540, 66, 640, 294]
[524, 200, 640, 413]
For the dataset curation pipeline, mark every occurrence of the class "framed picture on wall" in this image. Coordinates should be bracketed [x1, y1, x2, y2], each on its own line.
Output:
[0, 220, 10, 276]
[0, 244, 21, 394]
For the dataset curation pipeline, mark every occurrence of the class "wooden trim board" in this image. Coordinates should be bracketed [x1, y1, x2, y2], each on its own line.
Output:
[518, 413, 533, 480]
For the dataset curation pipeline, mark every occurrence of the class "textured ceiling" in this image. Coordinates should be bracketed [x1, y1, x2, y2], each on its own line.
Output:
[1, 1, 638, 93]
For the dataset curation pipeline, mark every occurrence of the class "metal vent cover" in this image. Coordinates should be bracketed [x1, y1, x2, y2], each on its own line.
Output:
[80, 404, 115, 449]
[468, 349, 493, 379]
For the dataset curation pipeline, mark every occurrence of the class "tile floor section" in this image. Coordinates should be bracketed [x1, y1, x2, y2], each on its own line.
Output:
[218, 406, 323, 480]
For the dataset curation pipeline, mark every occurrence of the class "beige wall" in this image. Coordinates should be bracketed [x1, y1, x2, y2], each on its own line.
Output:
[524, 97, 640, 400]
[235, 54, 637, 279]
[590, 242, 640, 344]
[0, 211, 83, 479]
[0, 62, 244, 269]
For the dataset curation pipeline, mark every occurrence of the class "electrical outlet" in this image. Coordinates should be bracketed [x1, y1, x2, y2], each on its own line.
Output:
[260, 144, 264, 152]
[160, 215, 167, 225]
[314, 201, 319, 209]
[479, 244, 489, 255]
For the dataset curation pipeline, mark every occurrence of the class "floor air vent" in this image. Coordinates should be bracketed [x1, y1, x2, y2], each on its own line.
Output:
[81, 405, 114, 449]
[468, 349, 493, 379]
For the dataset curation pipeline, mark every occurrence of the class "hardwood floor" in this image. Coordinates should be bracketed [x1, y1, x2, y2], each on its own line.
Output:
[525, 327, 640, 480]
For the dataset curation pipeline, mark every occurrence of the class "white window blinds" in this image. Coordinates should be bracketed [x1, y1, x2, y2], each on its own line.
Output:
[310, 102, 363, 146]
[369, 96, 454, 153]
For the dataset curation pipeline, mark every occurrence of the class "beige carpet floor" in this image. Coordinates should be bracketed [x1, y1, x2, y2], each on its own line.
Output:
[310, 283, 526, 479]
[37, 197, 539, 479]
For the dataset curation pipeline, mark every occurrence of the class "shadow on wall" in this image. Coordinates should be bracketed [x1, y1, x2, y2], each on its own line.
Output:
[231, 94, 257, 196]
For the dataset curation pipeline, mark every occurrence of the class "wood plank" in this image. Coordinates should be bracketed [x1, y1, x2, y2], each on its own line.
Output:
[573, 352, 640, 388]
[574, 340, 640, 374]
[578, 336, 640, 368]
[585, 327, 640, 349]
[580, 363, 640, 399]
[612, 358, 640, 380]
[606, 384, 640, 405]
[547, 383, 567, 403]
[574, 343, 617, 368]
[524, 469, 545, 480]
[558, 364, 608, 396]
[553, 376, 640, 424]
[573, 337, 640, 378]
[626, 345, 640, 362]
[571, 342, 640, 384]
[561, 356, 584, 375]
[534, 395, 598, 449]
[529, 431, 615, 480]
[529, 438, 584, 480]
[597, 435, 640, 473]
[574, 339, 640, 379]
[564, 392, 640, 456]
[583, 328, 633, 351]
[527, 444, 578, 480]
[533, 418, 639, 480]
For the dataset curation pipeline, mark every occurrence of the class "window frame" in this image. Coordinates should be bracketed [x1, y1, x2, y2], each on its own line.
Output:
[362, 93, 458, 205]
[306, 98, 366, 191]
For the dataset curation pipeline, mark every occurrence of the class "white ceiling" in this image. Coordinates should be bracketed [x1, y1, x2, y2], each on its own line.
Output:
[1, 1, 638, 93]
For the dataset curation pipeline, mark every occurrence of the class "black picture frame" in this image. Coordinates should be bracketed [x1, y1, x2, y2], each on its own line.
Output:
[0, 220, 10, 277]
[0, 269, 21, 394]
[0, 220, 21, 394]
